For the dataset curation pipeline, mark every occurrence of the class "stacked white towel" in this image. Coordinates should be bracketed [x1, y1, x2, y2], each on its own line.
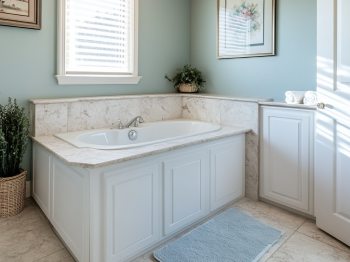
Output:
[303, 91, 318, 106]
[285, 91, 306, 104]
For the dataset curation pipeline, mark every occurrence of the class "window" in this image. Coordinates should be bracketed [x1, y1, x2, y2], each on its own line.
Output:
[56, 0, 141, 85]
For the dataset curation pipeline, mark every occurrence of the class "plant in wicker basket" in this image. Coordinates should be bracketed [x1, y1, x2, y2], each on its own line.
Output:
[165, 65, 206, 93]
[0, 98, 30, 217]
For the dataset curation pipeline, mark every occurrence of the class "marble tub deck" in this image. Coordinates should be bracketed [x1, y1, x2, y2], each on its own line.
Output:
[1, 198, 349, 262]
[32, 126, 250, 168]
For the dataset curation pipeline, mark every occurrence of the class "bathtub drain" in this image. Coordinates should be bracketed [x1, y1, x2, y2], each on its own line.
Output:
[128, 130, 138, 141]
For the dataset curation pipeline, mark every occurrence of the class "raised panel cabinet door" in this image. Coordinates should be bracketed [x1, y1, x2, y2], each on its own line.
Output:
[163, 150, 210, 236]
[103, 163, 161, 262]
[32, 144, 51, 217]
[210, 136, 245, 211]
[51, 159, 89, 262]
[260, 107, 314, 215]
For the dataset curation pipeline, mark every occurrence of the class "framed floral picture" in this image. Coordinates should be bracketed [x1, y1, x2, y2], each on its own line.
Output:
[0, 0, 41, 29]
[217, 0, 275, 58]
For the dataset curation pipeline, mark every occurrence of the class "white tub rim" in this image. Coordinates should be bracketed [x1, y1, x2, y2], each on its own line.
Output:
[55, 119, 222, 150]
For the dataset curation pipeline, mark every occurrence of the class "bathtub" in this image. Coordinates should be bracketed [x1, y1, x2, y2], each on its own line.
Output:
[55, 120, 221, 150]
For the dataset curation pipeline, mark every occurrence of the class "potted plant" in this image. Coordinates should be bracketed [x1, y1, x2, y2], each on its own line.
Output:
[165, 65, 206, 93]
[0, 98, 29, 218]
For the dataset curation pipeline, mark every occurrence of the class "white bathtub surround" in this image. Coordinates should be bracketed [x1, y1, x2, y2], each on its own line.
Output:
[30, 94, 270, 200]
[33, 126, 247, 261]
[182, 97, 260, 200]
[285, 91, 306, 104]
[30, 94, 272, 261]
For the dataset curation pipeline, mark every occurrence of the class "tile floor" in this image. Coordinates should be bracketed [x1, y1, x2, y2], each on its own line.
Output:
[1, 198, 349, 262]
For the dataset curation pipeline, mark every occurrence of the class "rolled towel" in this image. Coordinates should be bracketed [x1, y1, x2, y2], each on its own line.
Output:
[303, 91, 318, 106]
[285, 91, 306, 104]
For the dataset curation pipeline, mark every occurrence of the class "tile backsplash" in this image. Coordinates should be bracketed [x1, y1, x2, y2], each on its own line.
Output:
[31, 95, 183, 136]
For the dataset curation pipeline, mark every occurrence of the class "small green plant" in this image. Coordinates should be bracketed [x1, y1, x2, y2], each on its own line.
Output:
[0, 98, 30, 178]
[165, 65, 206, 90]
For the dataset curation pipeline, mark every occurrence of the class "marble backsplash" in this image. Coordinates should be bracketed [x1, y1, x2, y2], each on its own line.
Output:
[31, 94, 262, 200]
[32, 96, 183, 137]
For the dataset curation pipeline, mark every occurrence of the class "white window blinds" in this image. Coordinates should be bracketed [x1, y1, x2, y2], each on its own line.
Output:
[64, 0, 135, 75]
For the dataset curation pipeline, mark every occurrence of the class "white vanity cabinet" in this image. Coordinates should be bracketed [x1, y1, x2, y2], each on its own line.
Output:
[260, 106, 314, 215]
[32, 134, 246, 262]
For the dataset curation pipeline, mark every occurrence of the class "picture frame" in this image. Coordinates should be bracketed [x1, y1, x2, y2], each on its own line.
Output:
[217, 0, 275, 59]
[0, 0, 41, 29]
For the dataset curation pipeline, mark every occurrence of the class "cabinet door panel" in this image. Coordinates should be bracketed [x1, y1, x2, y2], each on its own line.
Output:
[164, 151, 209, 235]
[260, 107, 314, 215]
[210, 136, 245, 211]
[51, 159, 88, 262]
[269, 117, 302, 200]
[103, 163, 161, 262]
[33, 144, 51, 217]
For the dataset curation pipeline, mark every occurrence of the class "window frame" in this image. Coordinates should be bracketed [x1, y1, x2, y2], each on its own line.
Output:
[56, 0, 141, 85]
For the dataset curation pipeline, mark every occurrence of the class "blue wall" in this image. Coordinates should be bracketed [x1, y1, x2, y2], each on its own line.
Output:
[190, 0, 317, 101]
[0, 0, 190, 174]
[0, 0, 190, 106]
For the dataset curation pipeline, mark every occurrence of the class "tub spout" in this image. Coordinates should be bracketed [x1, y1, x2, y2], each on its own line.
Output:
[126, 116, 144, 128]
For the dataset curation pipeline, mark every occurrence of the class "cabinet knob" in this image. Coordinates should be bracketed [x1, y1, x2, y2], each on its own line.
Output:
[317, 103, 326, 110]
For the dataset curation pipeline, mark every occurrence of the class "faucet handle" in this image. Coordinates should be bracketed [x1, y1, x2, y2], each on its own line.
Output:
[134, 116, 144, 127]
[117, 119, 124, 129]
[138, 116, 144, 124]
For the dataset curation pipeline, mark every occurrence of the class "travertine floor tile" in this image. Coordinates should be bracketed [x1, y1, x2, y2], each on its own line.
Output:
[267, 232, 350, 262]
[232, 199, 297, 261]
[259, 231, 292, 262]
[132, 255, 156, 262]
[233, 198, 306, 231]
[0, 202, 64, 262]
[140, 252, 157, 262]
[35, 249, 75, 262]
[3, 198, 350, 262]
[298, 220, 350, 253]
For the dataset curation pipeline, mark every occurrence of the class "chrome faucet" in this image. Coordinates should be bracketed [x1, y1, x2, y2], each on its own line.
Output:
[125, 116, 144, 128]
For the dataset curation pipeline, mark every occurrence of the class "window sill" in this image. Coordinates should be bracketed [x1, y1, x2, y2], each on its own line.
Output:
[56, 75, 142, 85]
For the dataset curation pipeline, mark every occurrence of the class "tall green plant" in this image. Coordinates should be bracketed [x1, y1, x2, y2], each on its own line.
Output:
[0, 130, 7, 176]
[0, 98, 30, 178]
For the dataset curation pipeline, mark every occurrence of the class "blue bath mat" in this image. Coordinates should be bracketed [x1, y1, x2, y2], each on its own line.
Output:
[153, 208, 282, 262]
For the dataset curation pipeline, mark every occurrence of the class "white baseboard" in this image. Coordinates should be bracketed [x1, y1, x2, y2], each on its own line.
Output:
[26, 181, 31, 198]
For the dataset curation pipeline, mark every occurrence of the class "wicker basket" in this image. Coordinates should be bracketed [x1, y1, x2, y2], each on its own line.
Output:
[0, 170, 26, 218]
[178, 83, 199, 93]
